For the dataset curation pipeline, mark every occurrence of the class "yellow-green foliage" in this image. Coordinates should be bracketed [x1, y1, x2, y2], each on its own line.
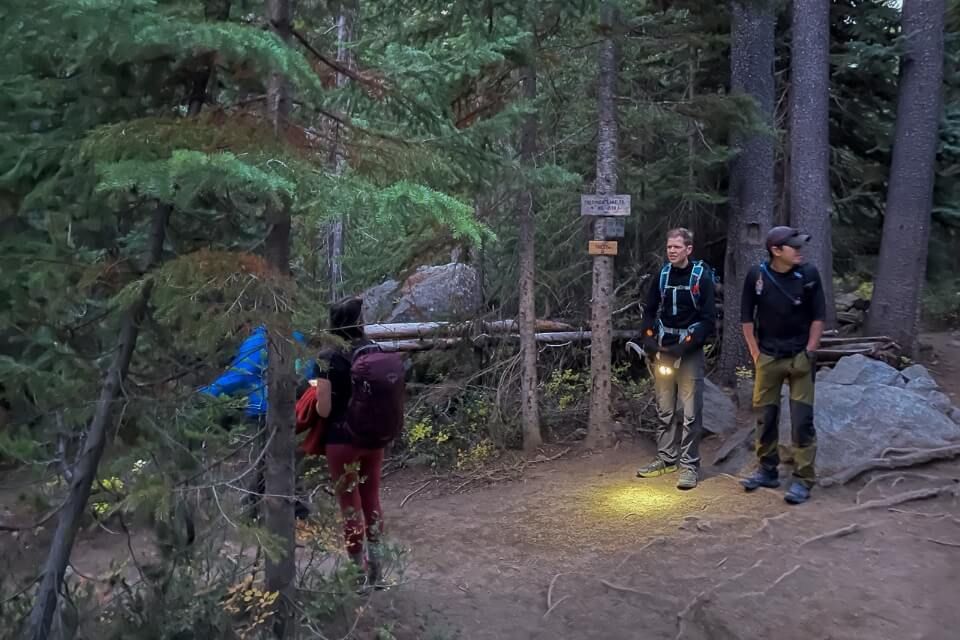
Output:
[545, 368, 587, 411]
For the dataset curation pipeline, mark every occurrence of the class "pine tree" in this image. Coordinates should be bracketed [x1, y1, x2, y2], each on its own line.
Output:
[719, 0, 776, 384]
[867, 0, 947, 352]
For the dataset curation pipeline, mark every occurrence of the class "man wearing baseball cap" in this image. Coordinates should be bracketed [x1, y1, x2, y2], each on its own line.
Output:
[739, 226, 826, 504]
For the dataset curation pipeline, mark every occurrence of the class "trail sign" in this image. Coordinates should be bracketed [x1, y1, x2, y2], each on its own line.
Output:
[580, 194, 631, 217]
[588, 240, 618, 256]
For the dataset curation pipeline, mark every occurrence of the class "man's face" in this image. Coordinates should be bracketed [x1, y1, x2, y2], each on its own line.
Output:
[666, 236, 693, 266]
[772, 243, 805, 265]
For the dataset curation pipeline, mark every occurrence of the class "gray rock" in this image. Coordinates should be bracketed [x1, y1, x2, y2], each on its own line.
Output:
[826, 354, 901, 386]
[951, 408, 960, 425]
[702, 380, 737, 436]
[927, 391, 954, 415]
[905, 376, 939, 394]
[361, 263, 482, 323]
[361, 278, 401, 324]
[901, 364, 936, 383]
[781, 382, 960, 476]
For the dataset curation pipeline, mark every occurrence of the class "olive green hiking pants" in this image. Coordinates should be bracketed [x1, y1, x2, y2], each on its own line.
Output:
[753, 351, 817, 487]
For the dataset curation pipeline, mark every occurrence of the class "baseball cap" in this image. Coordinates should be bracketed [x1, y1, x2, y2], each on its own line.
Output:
[766, 226, 811, 250]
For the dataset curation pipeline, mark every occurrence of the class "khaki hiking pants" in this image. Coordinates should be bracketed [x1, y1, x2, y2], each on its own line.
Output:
[651, 348, 704, 470]
[752, 351, 817, 487]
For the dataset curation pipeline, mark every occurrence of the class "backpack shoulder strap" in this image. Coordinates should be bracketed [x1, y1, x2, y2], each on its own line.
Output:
[350, 342, 382, 363]
[658, 263, 671, 298]
[688, 261, 705, 309]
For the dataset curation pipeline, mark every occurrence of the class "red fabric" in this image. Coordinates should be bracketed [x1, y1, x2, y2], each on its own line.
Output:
[295, 386, 326, 456]
[325, 444, 384, 556]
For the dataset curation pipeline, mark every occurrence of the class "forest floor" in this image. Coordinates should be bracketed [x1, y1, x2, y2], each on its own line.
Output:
[2, 332, 959, 640]
[370, 331, 960, 640]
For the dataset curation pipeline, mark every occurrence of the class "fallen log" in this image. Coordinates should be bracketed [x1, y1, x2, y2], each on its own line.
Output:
[364, 319, 575, 340]
[374, 330, 640, 352]
[820, 336, 894, 346]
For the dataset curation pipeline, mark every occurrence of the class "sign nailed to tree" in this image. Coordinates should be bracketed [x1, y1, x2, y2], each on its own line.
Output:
[580, 194, 631, 217]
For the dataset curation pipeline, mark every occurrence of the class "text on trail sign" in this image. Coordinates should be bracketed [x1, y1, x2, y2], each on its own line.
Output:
[588, 241, 618, 256]
[580, 194, 631, 217]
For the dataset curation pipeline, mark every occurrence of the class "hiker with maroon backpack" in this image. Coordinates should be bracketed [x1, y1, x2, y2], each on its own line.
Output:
[311, 297, 406, 588]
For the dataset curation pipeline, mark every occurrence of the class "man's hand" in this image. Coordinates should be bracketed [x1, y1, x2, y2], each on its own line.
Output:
[749, 345, 760, 364]
[642, 334, 659, 355]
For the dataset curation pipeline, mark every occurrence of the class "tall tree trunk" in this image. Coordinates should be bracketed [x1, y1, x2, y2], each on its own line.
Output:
[326, 0, 358, 301]
[586, 3, 619, 448]
[719, 0, 776, 385]
[187, 0, 232, 116]
[518, 63, 541, 452]
[789, 0, 836, 326]
[26, 205, 169, 640]
[866, 0, 945, 353]
[264, 0, 296, 636]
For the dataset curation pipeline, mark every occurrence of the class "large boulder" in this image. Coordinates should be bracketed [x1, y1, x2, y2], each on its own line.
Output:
[813, 383, 960, 474]
[702, 380, 737, 436]
[821, 353, 902, 386]
[361, 263, 483, 324]
[776, 354, 960, 475]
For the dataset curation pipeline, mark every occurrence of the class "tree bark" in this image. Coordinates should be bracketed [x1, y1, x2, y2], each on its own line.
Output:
[866, 0, 945, 353]
[719, 0, 776, 385]
[586, 3, 619, 449]
[326, 0, 358, 301]
[789, 0, 836, 326]
[187, 0, 232, 116]
[517, 63, 542, 452]
[26, 205, 169, 640]
[264, 0, 296, 637]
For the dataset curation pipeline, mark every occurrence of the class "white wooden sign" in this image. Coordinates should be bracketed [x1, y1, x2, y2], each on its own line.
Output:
[580, 194, 631, 217]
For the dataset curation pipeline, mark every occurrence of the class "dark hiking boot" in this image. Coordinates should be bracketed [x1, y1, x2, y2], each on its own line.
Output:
[636, 459, 678, 478]
[367, 542, 388, 590]
[676, 467, 699, 490]
[740, 468, 780, 491]
[784, 482, 811, 505]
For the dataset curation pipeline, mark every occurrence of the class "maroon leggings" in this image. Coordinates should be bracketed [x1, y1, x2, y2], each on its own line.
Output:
[325, 444, 384, 556]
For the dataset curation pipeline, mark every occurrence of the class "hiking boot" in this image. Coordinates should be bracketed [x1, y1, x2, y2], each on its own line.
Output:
[784, 482, 811, 505]
[676, 467, 698, 490]
[367, 543, 387, 590]
[348, 552, 371, 595]
[740, 468, 780, 491]
[636, 459, 678, 478]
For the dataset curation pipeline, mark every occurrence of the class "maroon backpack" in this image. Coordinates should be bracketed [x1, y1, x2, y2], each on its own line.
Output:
[345, 344, 406, 448]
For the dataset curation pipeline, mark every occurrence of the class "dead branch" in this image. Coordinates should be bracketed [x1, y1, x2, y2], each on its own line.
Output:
[0, 500, 67, 533]
[925, 537, 960, 548]
[880, 447, 922, 458]
[842, 484, 959, 512]
[888, 508, 960, 525]
[547, 573, 563, 610]
[399, 480, 434, 508]
[675, 559, 764, 640]
[736, 564, 803, 599]
[819, 445, 960, 487]
[614, 537, 666, 571]
[757, 511, 791, 537]
[542, 595, 570, 620]
[854, 472, 943, 503]
[799, 523, 866, 547]
[600, 579, 657, 597]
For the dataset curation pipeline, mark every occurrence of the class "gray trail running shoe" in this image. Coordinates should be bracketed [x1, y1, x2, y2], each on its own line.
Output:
[676, 467, 698, 490]
[636, 459, 678, 478]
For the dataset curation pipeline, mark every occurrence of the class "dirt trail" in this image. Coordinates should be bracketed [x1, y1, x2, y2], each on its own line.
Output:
[369, 332, 960, 640]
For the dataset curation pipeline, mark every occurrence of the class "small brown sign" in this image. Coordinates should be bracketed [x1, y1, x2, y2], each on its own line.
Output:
[588, 240, 618, 256]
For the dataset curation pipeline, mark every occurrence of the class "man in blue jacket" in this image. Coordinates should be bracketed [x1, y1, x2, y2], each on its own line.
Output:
[200, 324, 311, 518]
